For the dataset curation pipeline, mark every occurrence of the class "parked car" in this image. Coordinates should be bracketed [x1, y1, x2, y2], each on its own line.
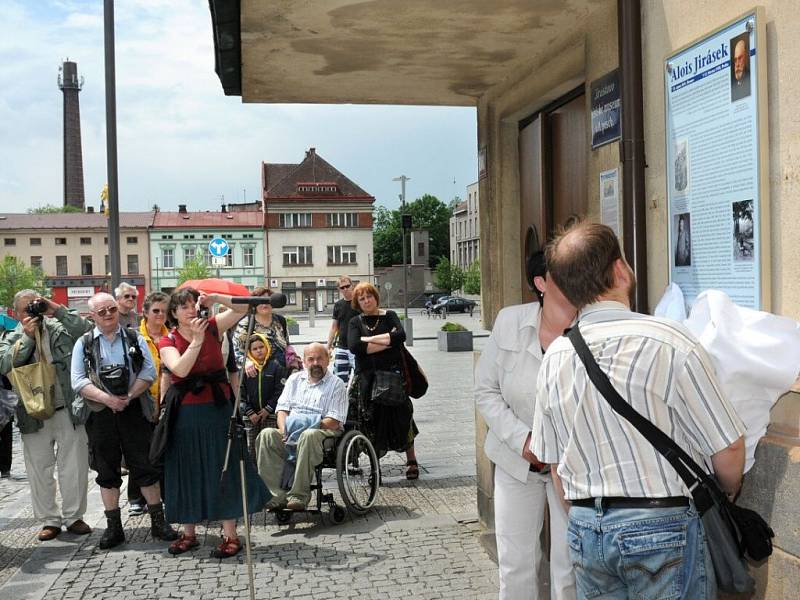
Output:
[433, 297, 476, 314]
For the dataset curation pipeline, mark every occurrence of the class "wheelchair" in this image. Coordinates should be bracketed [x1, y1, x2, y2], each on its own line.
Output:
[268, 408, 380, 526]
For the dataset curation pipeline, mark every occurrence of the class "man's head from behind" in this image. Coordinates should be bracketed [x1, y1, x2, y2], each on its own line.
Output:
[545, 222, 635, 310]
[303, 342, 329, 381]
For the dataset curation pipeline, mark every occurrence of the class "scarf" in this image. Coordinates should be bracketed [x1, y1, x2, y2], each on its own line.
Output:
[246, 332, 272, 373]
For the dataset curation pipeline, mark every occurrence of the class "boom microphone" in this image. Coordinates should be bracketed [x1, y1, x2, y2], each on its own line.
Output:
[230, 292, 288, 309]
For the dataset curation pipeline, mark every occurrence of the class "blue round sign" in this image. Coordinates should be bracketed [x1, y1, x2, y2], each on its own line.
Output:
[208, 237, 229, 257]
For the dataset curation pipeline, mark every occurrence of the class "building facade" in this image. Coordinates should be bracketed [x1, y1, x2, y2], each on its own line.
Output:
[262, 148, 374, 312]
[0, 212, 152, 312]
[149, 207, 265, 292]
[449, 181, 480, 270]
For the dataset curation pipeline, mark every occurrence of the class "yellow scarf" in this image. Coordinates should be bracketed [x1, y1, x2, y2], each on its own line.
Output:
[246, 332, 273, 372]
[139, 319, 169, 401]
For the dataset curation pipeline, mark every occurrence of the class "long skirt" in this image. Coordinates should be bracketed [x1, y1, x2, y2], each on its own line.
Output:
[164, 402, 270, 524]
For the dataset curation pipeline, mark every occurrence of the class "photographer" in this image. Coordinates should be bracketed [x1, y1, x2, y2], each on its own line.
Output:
[0, 290, 93, 541]
[70, 292, 177, 550]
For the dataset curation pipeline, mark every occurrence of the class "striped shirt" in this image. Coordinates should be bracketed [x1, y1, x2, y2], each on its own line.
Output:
[275, 369, 349, 426]
[531, 301, 744, 500]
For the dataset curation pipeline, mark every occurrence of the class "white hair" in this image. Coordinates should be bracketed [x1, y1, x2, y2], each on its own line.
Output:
[114, 281, 136, 298]
[13, 289, 38, 308]
[88, 292, 116, 311]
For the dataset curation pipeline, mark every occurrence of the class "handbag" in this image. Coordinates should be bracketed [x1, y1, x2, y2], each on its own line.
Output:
[566, 325, 773, 595]
[8, 328, 56, 421]
[371, 370, 406, 407]
[400, 345, 428, 399]
[149, 390, 180, 467]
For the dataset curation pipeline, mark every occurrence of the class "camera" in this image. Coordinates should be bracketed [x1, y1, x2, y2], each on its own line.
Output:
[26, 298, 48, 318]
[99, 364, 129, 396]
[197, 306, 210, 319]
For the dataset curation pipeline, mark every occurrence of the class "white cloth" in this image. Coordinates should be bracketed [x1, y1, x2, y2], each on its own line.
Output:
[276, 370, 349, 425]
[494, 466, 575, 600]
[21, 408, 89, 528]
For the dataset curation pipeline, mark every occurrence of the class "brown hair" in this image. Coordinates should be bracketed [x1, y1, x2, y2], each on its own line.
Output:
[351, 282, 380, 310]
[545, 222, 622, 309]
[168, 287, 199, 320]
[252, 287, 273, 297]
[143, 291, 170, 314]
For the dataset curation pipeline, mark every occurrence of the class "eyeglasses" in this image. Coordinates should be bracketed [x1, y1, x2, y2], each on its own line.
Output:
[339, 284, 351, 290]
[123, 294, 138, 300]
[149, 308, 164, 314]
[94, 306, 118, 317]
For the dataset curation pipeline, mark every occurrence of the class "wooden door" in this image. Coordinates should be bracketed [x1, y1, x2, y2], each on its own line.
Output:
[518, 116, 546, 303]
[548, 94, 588, 229]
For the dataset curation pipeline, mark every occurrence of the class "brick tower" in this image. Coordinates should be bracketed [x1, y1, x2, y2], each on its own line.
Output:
[58, 60, 85, 210]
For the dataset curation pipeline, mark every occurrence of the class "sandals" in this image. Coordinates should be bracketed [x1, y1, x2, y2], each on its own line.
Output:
[406, 460, 420, 480]
[211, 536, 242, 559]
[168, 534, 199, 555]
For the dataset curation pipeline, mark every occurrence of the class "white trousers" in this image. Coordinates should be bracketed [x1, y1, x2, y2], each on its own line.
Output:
[494, 465, 576, 600]
[21, 408, 89, 528]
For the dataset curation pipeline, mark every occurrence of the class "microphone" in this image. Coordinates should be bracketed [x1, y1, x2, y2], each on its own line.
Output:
[230, 292, 288, 309]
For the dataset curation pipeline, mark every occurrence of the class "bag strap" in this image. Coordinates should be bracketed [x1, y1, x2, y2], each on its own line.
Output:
[565, 324, 718, 508]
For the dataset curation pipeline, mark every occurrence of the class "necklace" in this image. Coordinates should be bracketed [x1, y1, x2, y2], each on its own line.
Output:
[362, 314, 381, 333]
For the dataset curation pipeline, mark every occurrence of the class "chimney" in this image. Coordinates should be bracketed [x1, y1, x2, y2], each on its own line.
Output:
[221, 204, 227, 213]
[58, 60, 85, 210]
[178, 204, 187, 213]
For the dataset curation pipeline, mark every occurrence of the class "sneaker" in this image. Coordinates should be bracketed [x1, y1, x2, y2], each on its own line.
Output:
[128, 501, 146, 516]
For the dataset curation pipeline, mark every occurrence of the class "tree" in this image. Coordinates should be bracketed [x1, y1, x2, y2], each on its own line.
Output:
[434, 257, 464, 293]
[28, 204, 82, 214]
[463, 260, 481, 295]
[0, 256, 47, 309]
[373, 194, 452, 268]
[448, 195, 463, 215]
[177, 253, 210, 285]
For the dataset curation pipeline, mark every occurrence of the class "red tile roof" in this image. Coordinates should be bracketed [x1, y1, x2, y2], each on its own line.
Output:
[0, 212, 154, 230]
[153, 211, 263, 228]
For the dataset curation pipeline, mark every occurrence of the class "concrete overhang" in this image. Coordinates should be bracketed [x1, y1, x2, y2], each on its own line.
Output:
[209, 0, 598, 106]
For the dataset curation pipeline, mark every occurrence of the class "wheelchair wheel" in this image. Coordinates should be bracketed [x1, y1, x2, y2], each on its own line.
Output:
[275, 510, 291, 525]
[329, 505, 347, 525]
[336, 430, 379, 515]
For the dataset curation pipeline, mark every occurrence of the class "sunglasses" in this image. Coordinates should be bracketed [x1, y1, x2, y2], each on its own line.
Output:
[149, 308, 164, 314]
[123, 294, 138, 300]
[339, 284, 351, 290]
[94, 306, 118, 317]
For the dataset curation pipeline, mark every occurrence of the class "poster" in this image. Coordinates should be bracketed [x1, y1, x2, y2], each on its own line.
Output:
[591, 70, 621, 149]
[600, 168, 620, 237]
[665, 10, 766, 309]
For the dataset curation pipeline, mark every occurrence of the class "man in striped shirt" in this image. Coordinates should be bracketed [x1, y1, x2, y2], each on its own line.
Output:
[255, 343, 348, 511]
[531, 223, 745, 599]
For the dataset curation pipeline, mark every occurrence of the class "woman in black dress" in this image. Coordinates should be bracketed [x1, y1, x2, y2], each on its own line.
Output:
[347, 282, 419, 480]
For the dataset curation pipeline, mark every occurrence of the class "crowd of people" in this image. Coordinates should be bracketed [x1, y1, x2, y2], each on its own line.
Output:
[0, 273, 420, 559]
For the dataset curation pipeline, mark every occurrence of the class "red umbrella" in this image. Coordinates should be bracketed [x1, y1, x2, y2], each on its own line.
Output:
[178, 278, 251, 296]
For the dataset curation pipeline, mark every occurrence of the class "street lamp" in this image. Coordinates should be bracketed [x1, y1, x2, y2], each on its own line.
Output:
[392, 175, 410, 319]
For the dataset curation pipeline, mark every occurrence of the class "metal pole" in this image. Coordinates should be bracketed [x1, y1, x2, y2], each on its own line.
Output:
[393, 175, 410, 319]
[104, 0, 122, 291]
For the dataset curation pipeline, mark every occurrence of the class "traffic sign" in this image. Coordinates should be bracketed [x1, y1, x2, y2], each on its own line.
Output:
[212, 256, 227, 267]
[208, 237, 229, 257]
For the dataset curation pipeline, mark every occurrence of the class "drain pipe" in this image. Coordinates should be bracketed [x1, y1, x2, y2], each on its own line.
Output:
[618, 0, 648, 312]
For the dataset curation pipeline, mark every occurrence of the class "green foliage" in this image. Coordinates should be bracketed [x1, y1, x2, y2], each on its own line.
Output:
[372, 194, 452, 268]
[447, 195, 462, 215]
[286, 317, 298, 326]
[176, 252, 210, 285]
[0, 256, 47, 309]
[440, 321, 468, 332]
[463, 260, 481, 295]
[434, 257, 464, 293]
[28, 204, 83, 214]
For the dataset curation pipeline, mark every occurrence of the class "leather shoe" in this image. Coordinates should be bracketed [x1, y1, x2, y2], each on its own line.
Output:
[286, 498, 306, 511]
[37, 526, 61, 541]
[67, 520, 92, 535]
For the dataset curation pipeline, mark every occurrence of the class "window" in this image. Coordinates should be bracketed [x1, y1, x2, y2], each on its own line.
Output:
[127, 254, 139, 274]
[243, 247, 254, 267]
[327, 245, 356, 265]
[30, 256, 42, 269]
[183, 246, 196, 264]
[162, 235, 173, 240]
[326, 288, 337, 304]
[202, 234, 213, 240]
[282, 284, 297, 305]
[162, 248, 174, 269]
[104, 237, 108, 245]
[279, 213, 312, 228]
[418, 242, 425, 257]
[126, 236, 138, 244]
[55, 237, 67, 245]
[183, 234, 195, 240]
[30, 238, 41, 246]
[225, 251, 233, 267]
[4, 238, 15, 246]
[80, 255, 93, 276]
[204, 249, 213, 266]
[56, 256, 67, 276]
[326, 212, 359, 227]
[80, 237, 91, 245]
[104, 255, 110, 274]
[243, 233, 254, 239]
[282, 246, 312, 266]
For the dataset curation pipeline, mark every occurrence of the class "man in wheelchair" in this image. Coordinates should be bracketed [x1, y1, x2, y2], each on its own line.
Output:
[254, 343, 348, 511]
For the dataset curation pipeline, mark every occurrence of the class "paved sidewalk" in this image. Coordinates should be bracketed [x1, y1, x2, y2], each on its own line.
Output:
[0, 336, 499, 600]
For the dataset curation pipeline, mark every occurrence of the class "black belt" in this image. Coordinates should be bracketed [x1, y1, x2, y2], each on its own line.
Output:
[529, 463, 550, 474]
[572, 496, 690, 509]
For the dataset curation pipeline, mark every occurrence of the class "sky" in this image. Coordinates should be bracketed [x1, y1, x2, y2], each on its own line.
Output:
[0, 0, 478, 214]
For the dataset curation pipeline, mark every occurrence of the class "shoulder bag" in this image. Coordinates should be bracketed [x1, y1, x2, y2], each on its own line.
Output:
[566, 325, 773, 595]
[358, 314, 408, 407]
[8, 328, 56, 421]
[400, 345, 428, 399]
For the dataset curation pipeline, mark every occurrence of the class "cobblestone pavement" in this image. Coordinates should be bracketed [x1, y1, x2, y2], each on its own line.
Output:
[0, 336, 499, 599]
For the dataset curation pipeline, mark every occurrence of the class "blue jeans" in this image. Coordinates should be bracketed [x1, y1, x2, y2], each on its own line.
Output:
[567, 501, 715, 600]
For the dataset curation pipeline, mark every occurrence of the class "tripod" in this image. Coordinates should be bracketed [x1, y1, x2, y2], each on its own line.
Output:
[219, 305, 259, 600]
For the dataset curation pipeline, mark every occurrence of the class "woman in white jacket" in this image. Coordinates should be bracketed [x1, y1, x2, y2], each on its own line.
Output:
[475, 251, 577, 600]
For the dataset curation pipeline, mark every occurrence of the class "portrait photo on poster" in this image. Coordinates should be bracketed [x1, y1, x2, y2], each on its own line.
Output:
[730, 32, 751, 102]
[674, 212, 692, 267]
[673, 138, 690, 194]
[732, 199, 754, 262]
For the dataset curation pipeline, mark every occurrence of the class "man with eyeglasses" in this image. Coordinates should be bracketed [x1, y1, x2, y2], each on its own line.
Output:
[327, 276, 360, 383]
[115, 282, 140, 329]
[0, 290, 94, 542]
[70, 292, 177, 549]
